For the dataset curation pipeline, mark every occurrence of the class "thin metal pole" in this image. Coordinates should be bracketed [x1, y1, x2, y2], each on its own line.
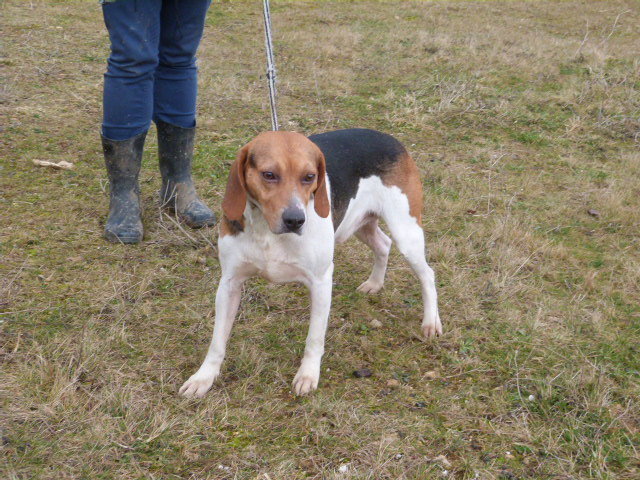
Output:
[263, 0, 279, 131]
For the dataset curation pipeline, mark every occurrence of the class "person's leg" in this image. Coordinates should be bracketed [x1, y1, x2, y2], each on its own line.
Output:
[154, 0, 216, 228]
[102, 0, 161, 140]
[153, 0, 211, 128]
[100, 1, 162, 243]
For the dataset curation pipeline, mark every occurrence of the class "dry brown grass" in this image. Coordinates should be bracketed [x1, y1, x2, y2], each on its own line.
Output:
[2, 1, 639, 479]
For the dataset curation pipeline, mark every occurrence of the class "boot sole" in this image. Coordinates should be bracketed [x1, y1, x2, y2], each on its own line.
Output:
[161, 206, 216, 229]
[184, 217, 217, 229]
[104, 231, 143, 244]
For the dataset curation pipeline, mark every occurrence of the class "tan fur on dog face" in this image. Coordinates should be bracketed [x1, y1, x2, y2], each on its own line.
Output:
[240, 131, 328, 234]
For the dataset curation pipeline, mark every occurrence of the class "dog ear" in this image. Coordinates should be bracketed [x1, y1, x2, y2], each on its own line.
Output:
[222, 145, 249, 222]
[313, 149, 330, 218]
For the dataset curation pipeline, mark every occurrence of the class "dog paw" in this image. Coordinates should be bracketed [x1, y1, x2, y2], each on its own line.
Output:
[357, 279, 383, 294]
[179, 369, 218, 398]
[422, 315, 443, 339]
[292, 370, 319, 396]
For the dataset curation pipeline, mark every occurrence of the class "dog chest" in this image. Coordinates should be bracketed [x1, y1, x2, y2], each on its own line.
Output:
[234, 233, 313, 284]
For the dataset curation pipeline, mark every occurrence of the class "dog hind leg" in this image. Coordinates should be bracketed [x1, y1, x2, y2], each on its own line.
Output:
[383, 207, 442, 338]
[355, 217, 392, 294]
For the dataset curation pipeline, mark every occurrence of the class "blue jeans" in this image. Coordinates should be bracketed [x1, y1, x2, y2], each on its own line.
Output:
[101, 0, 211, 140]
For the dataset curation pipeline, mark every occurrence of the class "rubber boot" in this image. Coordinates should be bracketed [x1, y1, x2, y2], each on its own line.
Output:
[156, 120, 216, 228]
[102, 131, 146, 244]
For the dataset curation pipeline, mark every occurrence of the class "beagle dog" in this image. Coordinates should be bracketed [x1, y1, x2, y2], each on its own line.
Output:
[179, 128, 442, 397]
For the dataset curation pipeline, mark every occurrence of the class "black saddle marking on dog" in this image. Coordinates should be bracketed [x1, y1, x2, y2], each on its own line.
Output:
[309, 128, 407, 228]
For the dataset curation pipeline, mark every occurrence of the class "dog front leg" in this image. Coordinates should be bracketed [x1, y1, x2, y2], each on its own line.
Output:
[292, 265, 333, 395]
[179, 274, 243, 398]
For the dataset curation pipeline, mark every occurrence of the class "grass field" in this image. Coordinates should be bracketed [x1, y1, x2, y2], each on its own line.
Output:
[2, 1, 639, 478]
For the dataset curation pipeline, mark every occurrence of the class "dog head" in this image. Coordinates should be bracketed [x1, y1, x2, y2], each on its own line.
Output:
[222, 131, 330, 234]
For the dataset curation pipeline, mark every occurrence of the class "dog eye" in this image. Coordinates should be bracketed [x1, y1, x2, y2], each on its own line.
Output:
[302, 174, 316, 184]
[262, 171, 278, 181]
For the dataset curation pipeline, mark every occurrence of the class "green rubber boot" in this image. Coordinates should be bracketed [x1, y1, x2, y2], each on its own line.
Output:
[102, 131, 146, 244]
[156, 120, 216, 228]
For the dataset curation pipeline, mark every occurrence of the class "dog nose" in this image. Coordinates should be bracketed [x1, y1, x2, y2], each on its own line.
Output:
[282, 207, 305, 233]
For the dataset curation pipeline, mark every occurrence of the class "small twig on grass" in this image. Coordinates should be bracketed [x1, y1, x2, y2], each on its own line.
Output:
[196, 228, 217, 254]
[159, 184, 178, 210]
[113, 442, 133, 450]
[312, 62, 325, 114]
[513, 349, 525, 406]
[0, 302, 57, 318]
[574, 20, 589, 59]
[505, 239, 554, 285]
[1, 259, 29, 301]
[160, 210, 200, 245]
[156, 188, 217, 251]
[12, 333, 21, 354]
[486, 151, 506, 215]
[599, 10, 630, 51]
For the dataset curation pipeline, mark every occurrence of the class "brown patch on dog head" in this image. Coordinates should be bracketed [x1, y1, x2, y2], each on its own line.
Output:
[313, 149, 330, 218]
[382, 152, 423, 222]
[241, 131, 327, 233]
[219, 215, 245, 238]
[222, 145, 249, 223]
